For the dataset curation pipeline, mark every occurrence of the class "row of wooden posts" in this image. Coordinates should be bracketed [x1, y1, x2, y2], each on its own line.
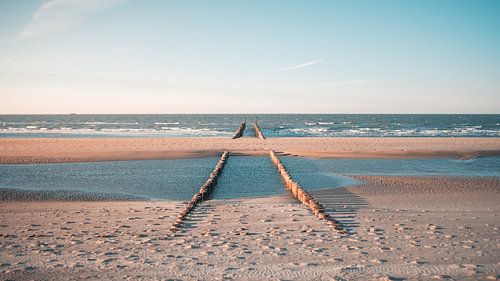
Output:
[170, 121, 344, 233]
[269, 150, 345, 234]
[170, 151, 230, 232]
[232, 118, 246, 139]
[253, 122, 266, 140]
[233, 117, 267, 140]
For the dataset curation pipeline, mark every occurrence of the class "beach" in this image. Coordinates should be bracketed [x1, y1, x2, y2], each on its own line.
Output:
[1, 176, 498, 280]
[1, 137, 500, 164]
[3, 0, 500, 278]
[1, 137, 499, 280]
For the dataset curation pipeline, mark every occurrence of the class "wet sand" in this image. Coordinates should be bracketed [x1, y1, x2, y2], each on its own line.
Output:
[1, 137, 500, 164]
[1, 176, 498, 280]
[0, 189, 145, 202]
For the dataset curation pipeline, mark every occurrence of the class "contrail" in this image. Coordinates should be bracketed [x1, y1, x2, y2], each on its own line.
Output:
[270, 59, 323, 72]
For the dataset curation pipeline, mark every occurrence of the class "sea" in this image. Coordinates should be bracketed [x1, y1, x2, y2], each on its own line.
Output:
[1, 114, 499, 138]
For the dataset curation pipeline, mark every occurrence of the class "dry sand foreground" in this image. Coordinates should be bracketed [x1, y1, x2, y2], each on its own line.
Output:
[1, 176, 499, 280]
[1, 137, 500, 164]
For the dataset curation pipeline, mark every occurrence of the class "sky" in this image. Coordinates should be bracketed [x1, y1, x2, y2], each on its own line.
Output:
[0, 0, 499, 114]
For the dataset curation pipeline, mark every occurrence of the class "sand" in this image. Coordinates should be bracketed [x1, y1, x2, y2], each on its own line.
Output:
[1, 176, 499, 280]
[1, 137, 500, 164]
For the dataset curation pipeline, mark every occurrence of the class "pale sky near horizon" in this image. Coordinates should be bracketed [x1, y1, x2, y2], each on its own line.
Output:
[0, 0, 499, 114]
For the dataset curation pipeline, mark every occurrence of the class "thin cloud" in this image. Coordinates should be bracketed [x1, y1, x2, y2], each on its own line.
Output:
[269, 59, 323, 72]
[312, 78, 376, 87]
[19, 0, 124, 39]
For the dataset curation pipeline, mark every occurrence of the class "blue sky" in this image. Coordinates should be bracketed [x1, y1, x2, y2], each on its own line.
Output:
[0, 0, 499, 114]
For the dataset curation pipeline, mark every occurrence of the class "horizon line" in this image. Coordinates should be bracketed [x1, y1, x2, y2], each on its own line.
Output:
[1, 112, 499, 115]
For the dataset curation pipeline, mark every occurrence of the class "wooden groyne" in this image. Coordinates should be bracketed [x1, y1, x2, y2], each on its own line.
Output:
[269, 151, 345, 234]
[170, 151, 229, 232]
[232, 118, 246, 139]
[253, 122, 266, 140]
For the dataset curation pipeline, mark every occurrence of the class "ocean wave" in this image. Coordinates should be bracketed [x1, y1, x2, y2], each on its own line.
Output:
[3, 121, 47, 125]
[159, 127, 224, 135]
[2, 125, 499, 137]
[84, 122, 140, 125]
[305, 122, 335, 125]
[154, 122, 180, 125]
[272, 127, 500, 137]
[0, 127, 229, 136]
[161, 127, 210, 131]
[1, 114, 499, 138]
[282, 127, 329, 135]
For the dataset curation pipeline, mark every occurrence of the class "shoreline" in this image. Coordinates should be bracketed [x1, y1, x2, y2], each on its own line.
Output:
[1, 137, 500, 164]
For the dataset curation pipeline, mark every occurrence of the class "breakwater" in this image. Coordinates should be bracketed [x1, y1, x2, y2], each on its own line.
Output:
[170, 151, 229, 231]
[269, 151, 345, 233]
[253, 122, 266, 140]
[232, 119, 246, 139]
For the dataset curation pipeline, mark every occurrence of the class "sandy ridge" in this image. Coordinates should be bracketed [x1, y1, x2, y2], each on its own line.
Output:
[1, 137, 500, 164]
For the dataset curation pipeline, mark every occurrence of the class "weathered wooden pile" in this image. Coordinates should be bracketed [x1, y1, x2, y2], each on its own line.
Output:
[232, 120, 246, 139]
[269, 151, 345, 234]
[253, 122, 266, 140]
[170, 151, 229, 232]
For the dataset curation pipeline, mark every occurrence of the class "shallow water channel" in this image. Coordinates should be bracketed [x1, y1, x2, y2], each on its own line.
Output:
[0, 156, 498, 200]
